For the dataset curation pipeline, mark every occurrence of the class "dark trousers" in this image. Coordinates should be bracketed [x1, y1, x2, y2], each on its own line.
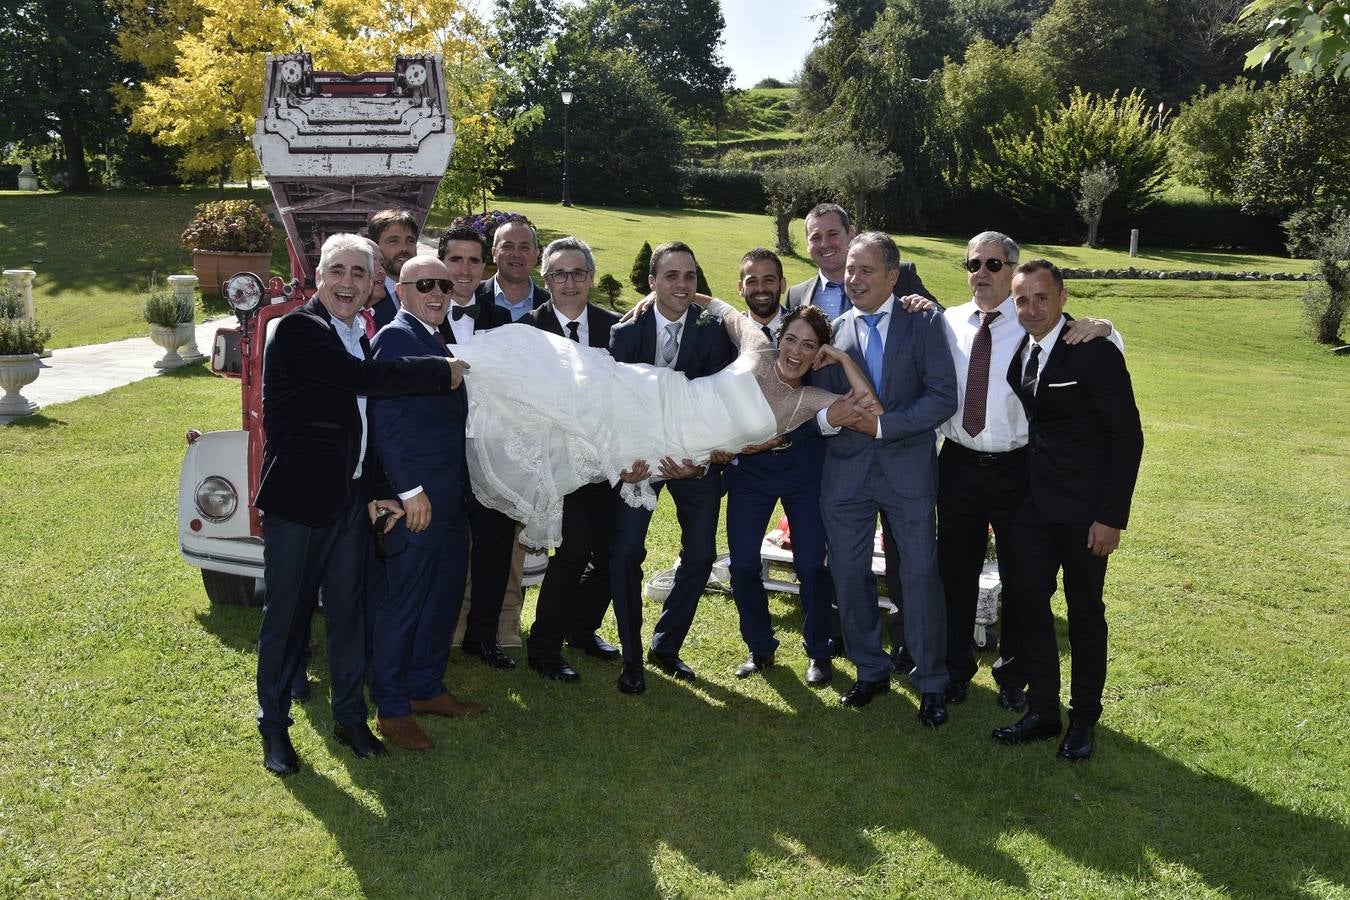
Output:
[1004, 519, 1109, 723]
[463, 499, 518, 644]
[257, 495, 368, 736]
[610, 468, 722, 664]
[725, 452, 833, 660]
[528, 480, 618, 658]
[936, 441, 1028, 686]
[369, 528, 469, 718]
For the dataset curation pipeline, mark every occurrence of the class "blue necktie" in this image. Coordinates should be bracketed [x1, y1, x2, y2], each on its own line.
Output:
[860, 312, 886, 390]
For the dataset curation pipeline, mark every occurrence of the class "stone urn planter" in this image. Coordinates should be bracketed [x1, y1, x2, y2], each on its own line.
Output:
[150, 325, 186, 369]
[0, 353, 41, 416]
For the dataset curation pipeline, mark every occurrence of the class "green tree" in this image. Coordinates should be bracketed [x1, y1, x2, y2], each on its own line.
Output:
[762, 162, 829, 253]
[597, 273, 624, 307]
[1242, 0, 1350, 81]
[1161, 0, 1264, 98]
[978, 89, 1171, 236]
[952, 0, 1050, 46]
[1234, 74, 1350, 210]
[1022, 0, 1169, 98]
[821, 143, 901, 229]
[1283, 204, 1350, 342]
[630, 242, 653, 293]
[0, 0, 126, 191]
[1170, 79, 1271, 199]
[1076, 164, 1120, 246]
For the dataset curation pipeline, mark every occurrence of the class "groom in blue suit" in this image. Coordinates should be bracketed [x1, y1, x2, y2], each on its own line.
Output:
[812, 232, 959, 726]
[369, 255, 486, 751]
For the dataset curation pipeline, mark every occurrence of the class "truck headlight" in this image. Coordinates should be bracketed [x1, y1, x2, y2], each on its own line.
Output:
[195, 476, 239, 522]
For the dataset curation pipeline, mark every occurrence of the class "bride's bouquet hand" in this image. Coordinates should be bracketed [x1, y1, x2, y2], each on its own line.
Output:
[446, 357, 470, 389]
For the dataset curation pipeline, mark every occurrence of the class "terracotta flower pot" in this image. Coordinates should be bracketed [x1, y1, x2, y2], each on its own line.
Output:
[0, 353, 41, 416]
[191, 251, 271, 296]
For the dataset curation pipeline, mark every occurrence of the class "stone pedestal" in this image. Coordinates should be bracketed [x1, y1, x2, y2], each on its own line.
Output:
[17, 162, 38, 192]
[169, 275, 205, 363]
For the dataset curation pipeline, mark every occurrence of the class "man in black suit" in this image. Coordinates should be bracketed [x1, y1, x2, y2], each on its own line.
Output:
[254, 233, 464, 777]
[436, 226, 520, 670]
[522, 236, 624, 681]
[608, 241, 738, 695]
[993, 260, 1143, 761]
[473, 217, 550, 321]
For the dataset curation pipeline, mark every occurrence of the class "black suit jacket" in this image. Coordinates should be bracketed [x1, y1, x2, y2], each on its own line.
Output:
[473, 277, 550, 319]
[608, 302, 736, 377]
[786, 262, 937, 314]
[255, 296, 455, 528]
[1007, 323, 1143, 529]
[524, 300, 620, 349]
[438, 296, 513, 344]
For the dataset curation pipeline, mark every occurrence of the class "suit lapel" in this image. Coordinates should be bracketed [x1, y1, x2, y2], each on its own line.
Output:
[1007, 332, 1033, 413]
[584, 305, 607, 348]
[673, 305, 702, 370]
[637, 308, 659, 364]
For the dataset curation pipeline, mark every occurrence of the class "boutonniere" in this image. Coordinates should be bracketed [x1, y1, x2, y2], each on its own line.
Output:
[695, 308, 720, 328]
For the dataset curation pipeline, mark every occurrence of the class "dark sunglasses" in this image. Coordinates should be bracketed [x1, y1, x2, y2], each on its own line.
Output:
[963, 257, 1006, 273]
[400, 278, 454, 293]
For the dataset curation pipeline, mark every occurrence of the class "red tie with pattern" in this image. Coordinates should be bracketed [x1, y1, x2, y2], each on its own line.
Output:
[359, 308, 376, 340]
[962, 310, 1000, 438]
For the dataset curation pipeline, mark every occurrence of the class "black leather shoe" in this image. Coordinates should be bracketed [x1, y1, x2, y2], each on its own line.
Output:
[805, 657, 832, 686]
[617, 662, 646, 695]
[840, 678, 890, 708]
[942, 680, 969, 704]
[463, 640, 517, 669]
[262, 731, 300, 777]
[568, 633, 621, 661]
[997, 683, 1028, 712]
[992, 710, 1062, 745]
[1057, 719, 1095, 761]
[333, 721, 388, 759]
[528, 655, 580, 682]
[890, 651, 916, 676]
[734, 653, 774, 678]
[918, 692, 949, 727]
[647, 650, 695, 681]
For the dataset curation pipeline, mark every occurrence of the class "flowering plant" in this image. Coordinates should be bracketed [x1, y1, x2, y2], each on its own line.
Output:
[450, 209, 532, 243]
[180, 200, 276, 253]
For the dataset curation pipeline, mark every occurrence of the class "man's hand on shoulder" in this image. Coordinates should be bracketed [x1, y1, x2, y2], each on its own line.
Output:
[898, 294, 937, 314]
[1063, 317, 1112, 344]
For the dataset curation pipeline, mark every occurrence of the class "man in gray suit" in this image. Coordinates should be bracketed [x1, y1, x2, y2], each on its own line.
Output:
[812, 232, 958, 727]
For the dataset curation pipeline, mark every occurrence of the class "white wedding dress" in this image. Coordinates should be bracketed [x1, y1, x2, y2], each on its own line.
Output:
[451, 310, 838, 549]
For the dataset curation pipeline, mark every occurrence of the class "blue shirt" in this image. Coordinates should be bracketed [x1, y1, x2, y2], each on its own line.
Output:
[814, 274, 847, 321]
[492, 276, 539, 322]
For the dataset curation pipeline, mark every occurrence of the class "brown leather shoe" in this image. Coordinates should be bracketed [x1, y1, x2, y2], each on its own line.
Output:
[410, 692, 487, 718]
[376, 715, 433, 751]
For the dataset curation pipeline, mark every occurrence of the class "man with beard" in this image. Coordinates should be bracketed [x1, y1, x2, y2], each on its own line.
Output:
[367, 209, 419, 325]
[715, 249, 836, 685]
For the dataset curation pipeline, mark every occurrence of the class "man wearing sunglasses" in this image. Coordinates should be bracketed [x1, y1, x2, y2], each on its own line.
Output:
[368, 255, 488, 752]
[936, 231, 1123, 712]
[522, 236, 623, 682]
[438, 225, 523, 672]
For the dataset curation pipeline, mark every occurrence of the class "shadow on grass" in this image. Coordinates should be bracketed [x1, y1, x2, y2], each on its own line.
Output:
[4, 412, 68, 429]
[270, 646, 1350, 896]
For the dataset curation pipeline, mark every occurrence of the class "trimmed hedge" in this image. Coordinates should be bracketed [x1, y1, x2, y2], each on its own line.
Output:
[680, 166, 765, 212]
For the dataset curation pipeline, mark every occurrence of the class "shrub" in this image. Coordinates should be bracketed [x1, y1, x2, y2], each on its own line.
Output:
[144, 291, 191, 327]
[179, 200, 276, 253]
[0, 318, 52, 355]
[1170, 80, 1270, 201]
[679, 166, 766, 212]
[597, 274, 623, 308]
[0, 283, 23, 319]
[630, 242, 653, 293]
[1284, 204, 1350, 344]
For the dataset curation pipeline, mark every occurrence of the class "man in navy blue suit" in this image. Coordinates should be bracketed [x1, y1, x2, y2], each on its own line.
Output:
[368, 255, 488, 751]
[812, 232, 959, 727]
[607, 241, 737, 695]
[716, 248, 836, 686]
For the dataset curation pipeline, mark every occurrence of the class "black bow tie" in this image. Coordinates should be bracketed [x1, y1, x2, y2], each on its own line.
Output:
[452, 304, 477, 321]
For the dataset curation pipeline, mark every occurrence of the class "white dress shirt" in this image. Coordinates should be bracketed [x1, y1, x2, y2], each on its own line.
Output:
[939, 295, 1029, 452]
[330, 315, 370, 479]
[558, 308, 589, 345]
[448, 298, 476, 346]
[1021, 314, 1067, 394]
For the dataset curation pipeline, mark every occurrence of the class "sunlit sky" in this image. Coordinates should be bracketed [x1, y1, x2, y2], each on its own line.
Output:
[721, 0, 830, 87]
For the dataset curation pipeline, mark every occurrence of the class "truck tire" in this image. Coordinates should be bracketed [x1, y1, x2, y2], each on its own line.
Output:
[202, 570, 262, 607]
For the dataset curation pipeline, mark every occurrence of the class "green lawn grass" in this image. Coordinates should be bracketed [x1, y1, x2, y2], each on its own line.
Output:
[0, 222, 1346, 894]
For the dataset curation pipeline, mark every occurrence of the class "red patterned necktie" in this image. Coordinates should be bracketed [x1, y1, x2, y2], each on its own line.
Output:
[961, 310, 1000, 437]
[434, 330, 448, 352]
[359, 308, 376, 340]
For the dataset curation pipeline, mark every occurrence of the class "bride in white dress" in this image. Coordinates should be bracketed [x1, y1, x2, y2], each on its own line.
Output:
[450, 255, 877, 549]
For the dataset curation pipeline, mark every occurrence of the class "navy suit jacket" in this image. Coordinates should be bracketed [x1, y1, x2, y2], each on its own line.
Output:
[786, 263, 937, 314]
[255, 297, 454, 527]
[369, 292, 399, 331]
[370, 309, 470, 547]
[812, 302, 958, 501]
[608, 302, 736, 376]
[1007, 324, 1143, 529]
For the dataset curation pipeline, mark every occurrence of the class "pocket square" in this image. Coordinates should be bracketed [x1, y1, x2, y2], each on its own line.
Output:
[1046, 381, 1078, 388]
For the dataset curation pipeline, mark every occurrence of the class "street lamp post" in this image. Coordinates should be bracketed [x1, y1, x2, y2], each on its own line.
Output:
[560, 88, 574, 208]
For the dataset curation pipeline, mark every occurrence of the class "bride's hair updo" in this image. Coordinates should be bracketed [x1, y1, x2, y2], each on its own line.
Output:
[778, 304, 832, 345]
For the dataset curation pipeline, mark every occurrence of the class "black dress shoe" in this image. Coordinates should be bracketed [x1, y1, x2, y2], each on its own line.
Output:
[617, 662, 646, 695]
[528, 655, 580, 682]
[997, 683, 1028, 712]
[890, 651, 916, 676]
[463, 640, 517, 669]
[333, 721, 388, 759]
[992, 710, 1062, 745]
[734, 653, 774, 678]
[568, 633, 621, 661]
[918, 692, 949, 728]
[805, 657, 832, 686]
[1057, 719, 1095, 761]
[942, 680, 969, 704]
[262, 731, 300, 777]
[840, 678, 890, 708]
[647, 650, 695, 681]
